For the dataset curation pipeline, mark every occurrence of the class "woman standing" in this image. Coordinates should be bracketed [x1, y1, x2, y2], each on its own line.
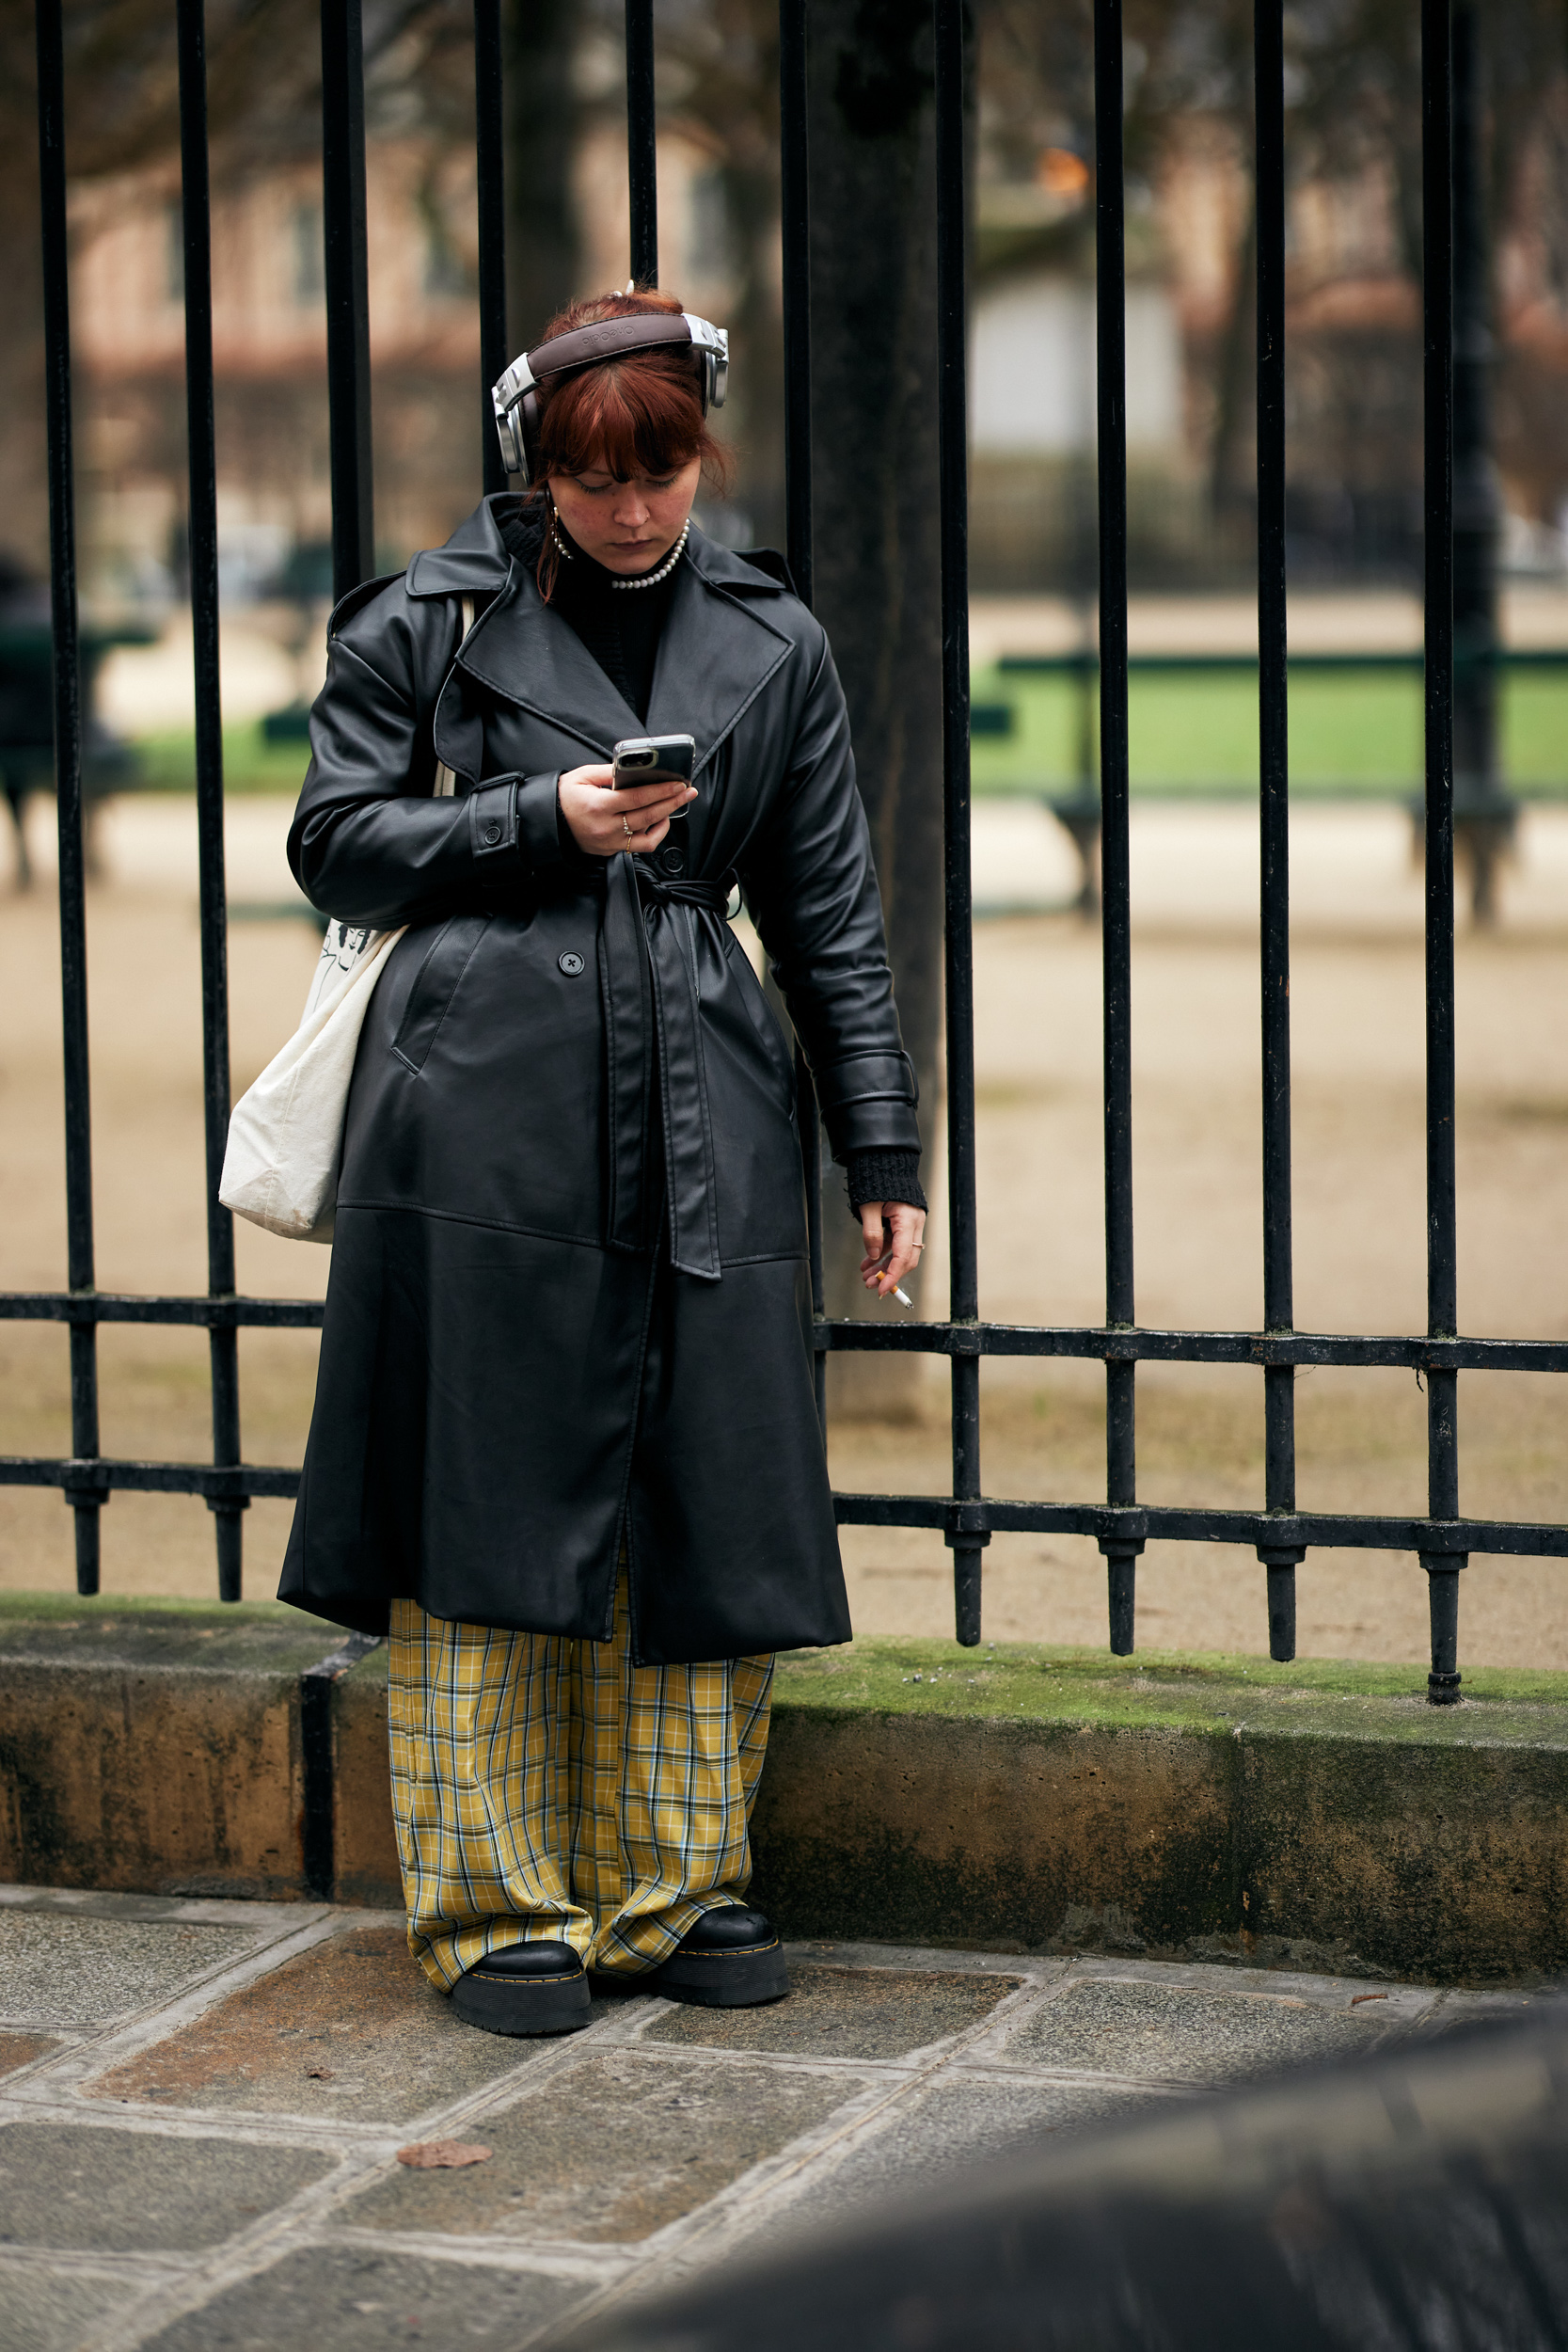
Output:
[280, 289, 927, 2034]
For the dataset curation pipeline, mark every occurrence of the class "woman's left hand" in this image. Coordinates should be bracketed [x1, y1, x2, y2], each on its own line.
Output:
[859, 1201, 927, 1299]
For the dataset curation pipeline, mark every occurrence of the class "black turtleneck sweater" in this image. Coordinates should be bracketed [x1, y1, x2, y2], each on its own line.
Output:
[498, 499, 925, 1224]
[499, 500, 674, 721]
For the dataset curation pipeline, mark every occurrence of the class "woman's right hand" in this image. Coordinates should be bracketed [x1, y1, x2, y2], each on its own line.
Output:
[559, 764, 698, 858]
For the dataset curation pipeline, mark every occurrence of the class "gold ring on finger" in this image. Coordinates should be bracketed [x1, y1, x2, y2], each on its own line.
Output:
[624, 816, 634, 842]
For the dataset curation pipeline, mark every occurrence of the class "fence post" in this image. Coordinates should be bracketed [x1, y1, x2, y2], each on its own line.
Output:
[322, 0, 374, 598]
[177, 0, 247, 1600]
[1254, 0, 1303, 1658]
[1094, 0, 1142, 1652]
[35, 0, 104, 1592]
[1422, 0, 1464, 1705]
[934, 0, 986, 1647]
[625, 0, 657, 288]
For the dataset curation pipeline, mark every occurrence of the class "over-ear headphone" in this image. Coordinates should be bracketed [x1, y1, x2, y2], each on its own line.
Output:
[491, 311, 729, 485]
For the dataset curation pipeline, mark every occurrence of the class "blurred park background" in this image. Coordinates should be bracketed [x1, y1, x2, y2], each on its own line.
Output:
[4, 0, 1568, 1666]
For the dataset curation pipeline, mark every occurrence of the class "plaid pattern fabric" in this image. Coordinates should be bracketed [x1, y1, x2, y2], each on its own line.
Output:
[387, 1573, 774, 1988]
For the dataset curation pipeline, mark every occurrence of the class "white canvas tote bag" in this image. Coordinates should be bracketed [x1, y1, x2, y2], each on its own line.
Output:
[219, 596, 475, 1244]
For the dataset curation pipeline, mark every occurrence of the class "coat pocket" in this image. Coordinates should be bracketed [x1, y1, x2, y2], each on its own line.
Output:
[390, 913, 491, 1074]
[722, 927, 797, 1120]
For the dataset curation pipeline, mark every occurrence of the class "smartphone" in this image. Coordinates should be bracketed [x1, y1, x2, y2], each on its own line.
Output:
[611, 733, 697, 818]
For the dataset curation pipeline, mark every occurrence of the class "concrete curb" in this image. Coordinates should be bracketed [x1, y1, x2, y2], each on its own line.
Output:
[3, 1600, 1566, 1983]
[0, 1598, 399, 1907]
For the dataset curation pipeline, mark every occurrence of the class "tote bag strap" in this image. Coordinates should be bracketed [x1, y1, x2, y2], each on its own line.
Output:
[434, 594, 478, 799]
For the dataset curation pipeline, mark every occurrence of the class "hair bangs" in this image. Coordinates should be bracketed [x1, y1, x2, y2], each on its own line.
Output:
[540, 356, 705, 483]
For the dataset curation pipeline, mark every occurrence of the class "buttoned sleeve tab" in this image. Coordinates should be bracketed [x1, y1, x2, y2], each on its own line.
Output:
[467, 777, 520, 864]
[513, 771, 569, 872]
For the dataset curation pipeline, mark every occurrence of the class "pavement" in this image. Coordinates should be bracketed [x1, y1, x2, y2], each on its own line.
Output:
[15, 787, 1568, 937]
[2, 1884, 1558, 2352]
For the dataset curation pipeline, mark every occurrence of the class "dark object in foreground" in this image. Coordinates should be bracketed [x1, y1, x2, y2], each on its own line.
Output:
[561, 2012, 1568, 2350]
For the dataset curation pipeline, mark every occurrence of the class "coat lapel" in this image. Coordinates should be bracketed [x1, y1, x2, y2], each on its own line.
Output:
[642, 555, 792, 777]
[456, 583, 642, 763]
[449, 524, 793, 777]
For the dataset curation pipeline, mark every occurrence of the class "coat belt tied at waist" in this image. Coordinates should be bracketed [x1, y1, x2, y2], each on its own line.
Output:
[599, 851, 736, 1281]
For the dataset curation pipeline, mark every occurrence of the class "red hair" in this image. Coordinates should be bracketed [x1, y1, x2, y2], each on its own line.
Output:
[524, 289, 733, 596]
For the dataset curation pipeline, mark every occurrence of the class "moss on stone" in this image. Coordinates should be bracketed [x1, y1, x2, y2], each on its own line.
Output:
[774, 1639, 1568, 1748]
[0, 1590, 301, 1627]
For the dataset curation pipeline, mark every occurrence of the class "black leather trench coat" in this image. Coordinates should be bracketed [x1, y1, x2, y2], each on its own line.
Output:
[277, 498, 920, 1664]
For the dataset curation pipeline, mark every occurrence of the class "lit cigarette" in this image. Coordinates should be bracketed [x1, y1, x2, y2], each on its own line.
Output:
[875, 1254, 914, 1310]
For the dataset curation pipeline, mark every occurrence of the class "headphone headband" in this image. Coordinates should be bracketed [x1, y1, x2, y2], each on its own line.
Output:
[492, 310, 729, 482]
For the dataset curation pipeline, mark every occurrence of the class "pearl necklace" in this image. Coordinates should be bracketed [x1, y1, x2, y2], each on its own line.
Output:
[549, 516, 689, 591]
[610, 520, 689, 590]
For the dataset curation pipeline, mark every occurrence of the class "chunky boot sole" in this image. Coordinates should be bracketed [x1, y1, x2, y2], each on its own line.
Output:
[646, 1939, 789, 2010]
[451, 1963, 592, 2037]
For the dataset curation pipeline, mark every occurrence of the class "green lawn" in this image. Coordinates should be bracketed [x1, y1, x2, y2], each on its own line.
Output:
[129, 724, 313, 795]
[119, 669, 1568, 802]
[970, 665, 1568, 798]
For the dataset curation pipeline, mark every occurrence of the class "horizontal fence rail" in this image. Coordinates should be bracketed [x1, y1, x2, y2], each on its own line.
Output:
[995, 648, 1568, 675]
[10, 0, 1565, 1705]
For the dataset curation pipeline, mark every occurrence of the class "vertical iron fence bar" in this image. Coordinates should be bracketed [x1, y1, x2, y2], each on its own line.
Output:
[934, 0, 985, 1646]
[1254, 0, 1300, 1661]
[177, 0, 245, 1600]
[779, 0, 813, 612]
[626, 0, 657, 287]
[781, 1, 822, 1430]
[1094, 0, 1140, 1651]
[474, 0, 508, 495]
[1449, 0, 1508, 918]
[1421, 0, 1465, 1702]
[36, 0, 104, 1591]
[322, 0, 374, 600]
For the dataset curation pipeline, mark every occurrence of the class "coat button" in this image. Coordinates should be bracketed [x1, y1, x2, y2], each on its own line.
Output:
[658, 845, 687, 876]
[482, 820, 503, 846]
[558, 951, 585, 976]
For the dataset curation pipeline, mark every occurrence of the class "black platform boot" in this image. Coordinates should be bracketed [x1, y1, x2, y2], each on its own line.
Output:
[645, 1907, 788, 2009]
[451, 1939, 592, 2036]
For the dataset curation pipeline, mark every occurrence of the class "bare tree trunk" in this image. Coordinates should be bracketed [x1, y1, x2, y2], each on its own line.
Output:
[805, 0, 948, 1421]
[0, 15, 47, 578]
[722, 150, 787, 551]
[1207, 177, 1258, 533]
[503, 0, 580, 347]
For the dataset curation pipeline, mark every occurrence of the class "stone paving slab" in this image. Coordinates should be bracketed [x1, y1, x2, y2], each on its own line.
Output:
[0, 2121, 337, 2251]
[0, 1912, 263, 2029]
[7, 2265, 137, 2352]
[993, 1974, 1397, 2082]
[2, 1892, 1557, 2352]
[344, 2050, 868, 2246]
[85, 1922, 548, 2126]
[721, 2071, 1178, 2257]
[640, 1960, 1022, 2061]
[0, 2031, 62, 2078]
[135, 2247, 586, 2352]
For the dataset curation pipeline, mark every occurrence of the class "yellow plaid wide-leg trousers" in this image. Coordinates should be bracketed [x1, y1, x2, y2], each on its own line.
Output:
[386, 1576, 775, 1989]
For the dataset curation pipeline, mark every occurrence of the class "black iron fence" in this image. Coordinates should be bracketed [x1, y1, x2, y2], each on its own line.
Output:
[8, 0, 1564, 1704]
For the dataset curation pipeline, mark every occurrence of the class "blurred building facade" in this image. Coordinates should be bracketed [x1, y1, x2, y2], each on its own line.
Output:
[967, 96, 1568, 593]
[55, 25, 1568, 612]
[66, 119, 741, 612]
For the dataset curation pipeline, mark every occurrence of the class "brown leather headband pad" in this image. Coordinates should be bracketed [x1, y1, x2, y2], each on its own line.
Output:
[526, 314, 694, 384]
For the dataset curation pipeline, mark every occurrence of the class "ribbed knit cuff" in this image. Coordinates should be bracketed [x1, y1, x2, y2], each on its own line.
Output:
[846, 1149, 927, 1216]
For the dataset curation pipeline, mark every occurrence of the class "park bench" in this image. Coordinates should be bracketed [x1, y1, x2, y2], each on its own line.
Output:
[979, 645, 1568, 922]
